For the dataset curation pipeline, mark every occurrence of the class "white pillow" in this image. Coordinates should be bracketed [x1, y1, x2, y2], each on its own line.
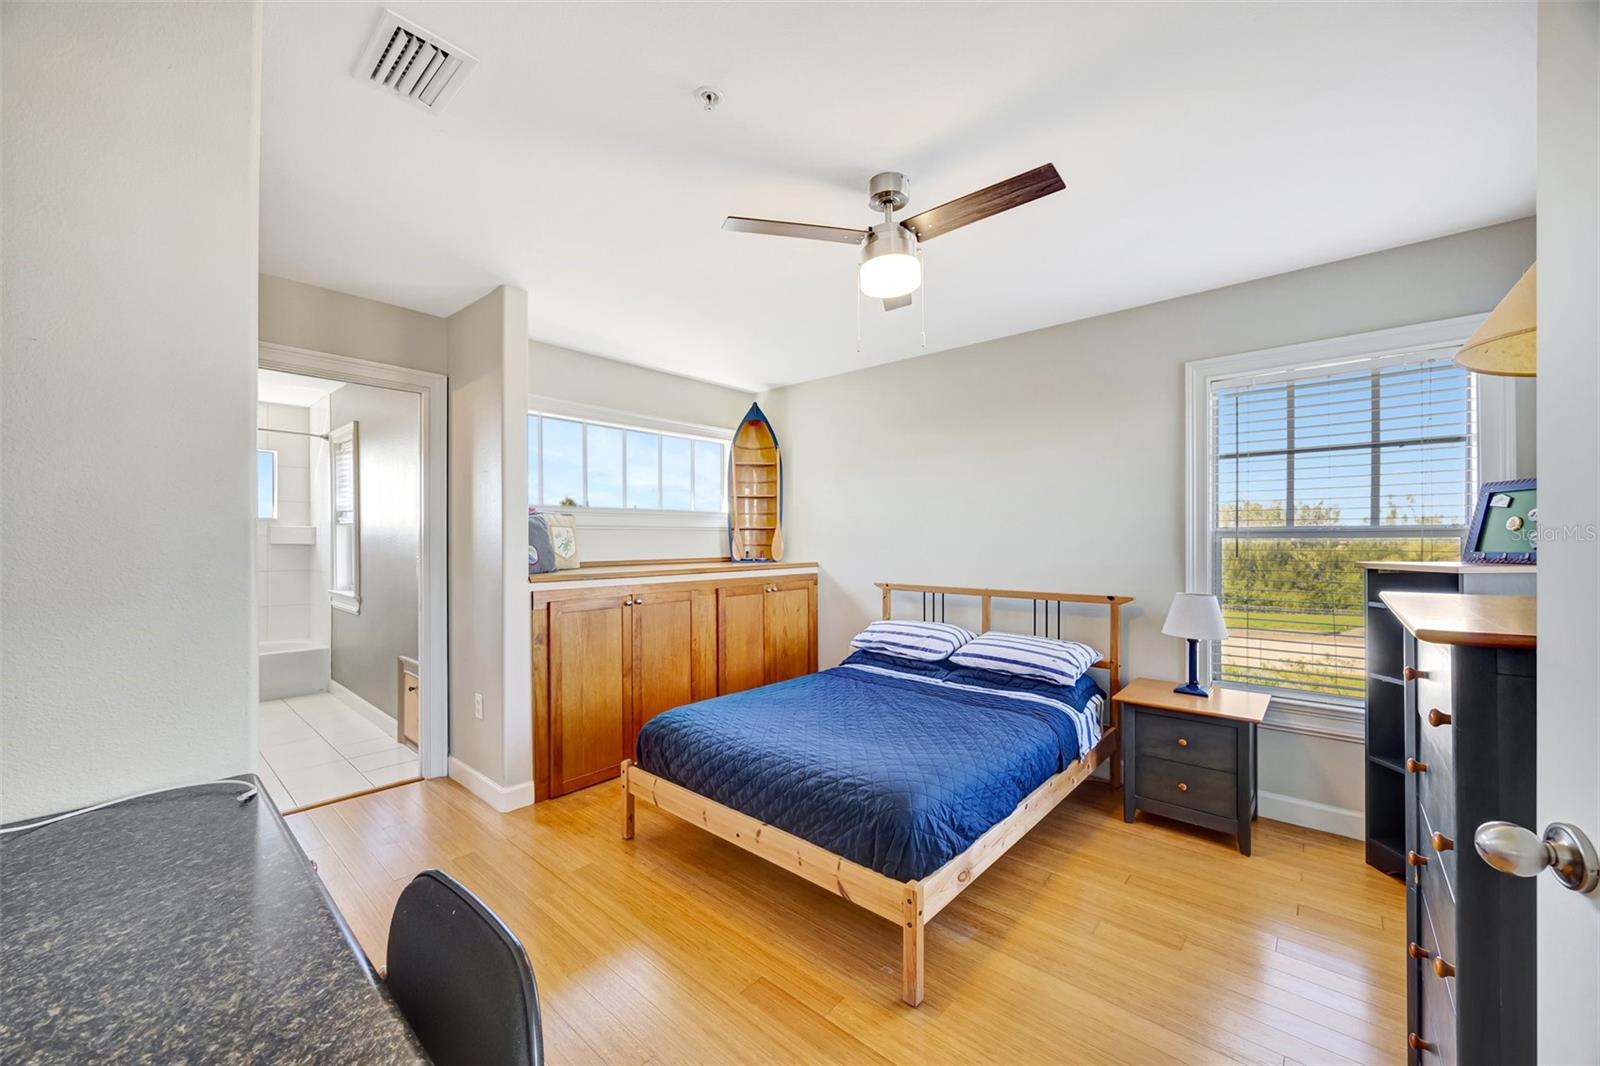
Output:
[849, 620, 976, 662]
[948, 631, 1101, 686]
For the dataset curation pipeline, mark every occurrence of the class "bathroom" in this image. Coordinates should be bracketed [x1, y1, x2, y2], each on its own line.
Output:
[255, 368, 423, 809]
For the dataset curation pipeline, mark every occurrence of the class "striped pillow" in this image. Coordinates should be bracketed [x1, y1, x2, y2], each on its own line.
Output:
[948, 631, 1101, 686]
[848, 621, 975, 662]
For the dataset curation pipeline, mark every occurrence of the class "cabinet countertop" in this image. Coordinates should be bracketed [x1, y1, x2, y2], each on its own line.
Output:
[1378, 591, 1536, 649]
[530, 558, 818, 585]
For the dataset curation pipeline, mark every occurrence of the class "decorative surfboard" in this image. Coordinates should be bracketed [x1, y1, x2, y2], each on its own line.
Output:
[728, 402, 783, 562]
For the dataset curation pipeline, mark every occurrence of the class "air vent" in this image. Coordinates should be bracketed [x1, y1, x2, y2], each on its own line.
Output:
[354, 10, 477, 113]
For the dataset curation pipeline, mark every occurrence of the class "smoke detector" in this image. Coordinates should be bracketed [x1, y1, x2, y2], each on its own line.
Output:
[354, 10, 478, 113]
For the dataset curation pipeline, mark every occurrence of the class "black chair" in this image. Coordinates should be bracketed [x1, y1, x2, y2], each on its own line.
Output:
[385, 869, 544, 1066]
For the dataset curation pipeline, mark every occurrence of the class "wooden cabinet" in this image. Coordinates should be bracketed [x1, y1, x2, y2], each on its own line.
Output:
[716, 577, 817, 695]
[533, 566, 816, 800]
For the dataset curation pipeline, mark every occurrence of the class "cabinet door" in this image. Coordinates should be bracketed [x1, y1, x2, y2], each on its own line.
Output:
[717, 583, 768, 694]
[549, 594, 631, 795]
[763, 579, 815, 684]
[631, 586, 711, 737]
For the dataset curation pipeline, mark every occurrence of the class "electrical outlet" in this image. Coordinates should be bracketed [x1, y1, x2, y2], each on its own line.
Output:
[473, 692, 484, 719]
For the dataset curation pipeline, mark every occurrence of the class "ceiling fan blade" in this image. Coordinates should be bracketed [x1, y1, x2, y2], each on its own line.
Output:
[882, 293, 914, 312]
[900, 164, 1065, 242]
[722, 217, 867, 245]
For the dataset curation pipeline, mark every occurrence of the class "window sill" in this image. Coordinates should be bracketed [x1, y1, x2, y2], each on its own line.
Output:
[558, 507, 729, 532]
[330, 591, 361, 615]
[1257, 692, 1364, 742]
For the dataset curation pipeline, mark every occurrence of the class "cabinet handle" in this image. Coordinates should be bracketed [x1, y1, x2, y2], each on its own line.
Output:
[1176, 782, 1189, 793]
[1409, 1033, 1435, 1053]
[1432, 831, 1454, 853]
[1176, 738, 1189, 748]
[406, 685, 418, 693]
[1432, 956, 1456, 979]
[623, 596, 634, 606]
[1427, 708, 1451, 727]
[1403, 666, 1427, 681]
[1408, 850, 1430, 867]
[1406, 758, 1428, 774]
[634, 595, 644, 604]
[1408, 941, 1432, 960]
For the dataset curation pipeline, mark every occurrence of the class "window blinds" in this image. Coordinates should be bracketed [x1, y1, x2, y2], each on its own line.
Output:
[1210, 352, 1475, 701]
[333, 436, 356, 524]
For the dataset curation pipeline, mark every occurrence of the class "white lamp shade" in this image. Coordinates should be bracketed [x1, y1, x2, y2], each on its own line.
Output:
[1162, 593, 1229, 642]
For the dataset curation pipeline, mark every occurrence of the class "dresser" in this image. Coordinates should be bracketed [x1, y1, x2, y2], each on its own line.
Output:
[1381, 592, 1536, 1066]
[1359, 562, 1535, 877]
[531, 559, 818, 800]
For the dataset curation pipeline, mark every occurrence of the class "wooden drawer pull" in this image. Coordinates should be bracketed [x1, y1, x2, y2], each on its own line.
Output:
[1431, 832, 1454, 853]
[1427, 708, 1451, 727]
[1176, 738, 1189, 748]
[1409, 1033, 1435, 1053]
[1408, 941, 1432, 960]
[1406, 757, 1429, 774]
[1403, 667, 1428, 681]
[1433, 956, 1456, 979]
[1408, 850, 1429, 867]
[1176, 782, 1189, 793]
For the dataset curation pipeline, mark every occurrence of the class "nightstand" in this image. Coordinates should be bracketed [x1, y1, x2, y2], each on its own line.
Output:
[1113, 678, 1270, 855]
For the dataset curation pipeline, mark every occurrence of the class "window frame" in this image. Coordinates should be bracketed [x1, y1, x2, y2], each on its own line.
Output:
[1183, 314, 1518, 734]
[526, 395, 732, 527]
[329, 420, 361, 615]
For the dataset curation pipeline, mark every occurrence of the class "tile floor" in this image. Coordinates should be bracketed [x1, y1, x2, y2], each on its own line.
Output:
[256, 692, 419, 810]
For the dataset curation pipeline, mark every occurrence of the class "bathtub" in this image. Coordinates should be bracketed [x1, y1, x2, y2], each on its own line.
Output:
[259, 639, 330, 701]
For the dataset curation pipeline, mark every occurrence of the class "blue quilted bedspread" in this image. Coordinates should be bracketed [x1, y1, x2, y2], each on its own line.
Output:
[634, 652, 1104, 881]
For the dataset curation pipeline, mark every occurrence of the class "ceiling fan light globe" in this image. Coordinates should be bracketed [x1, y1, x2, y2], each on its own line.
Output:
[859, 253, 921, 299]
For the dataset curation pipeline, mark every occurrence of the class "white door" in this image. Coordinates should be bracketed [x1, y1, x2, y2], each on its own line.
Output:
[1529, 4, 1600, 1060]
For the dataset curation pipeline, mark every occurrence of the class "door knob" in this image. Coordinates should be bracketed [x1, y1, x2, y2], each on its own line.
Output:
[1475, 821, 1600, 894]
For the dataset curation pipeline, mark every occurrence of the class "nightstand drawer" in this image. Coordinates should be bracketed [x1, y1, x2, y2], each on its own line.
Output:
[1134, 713, 1236, 772]
[1134, 755, 1236, 818]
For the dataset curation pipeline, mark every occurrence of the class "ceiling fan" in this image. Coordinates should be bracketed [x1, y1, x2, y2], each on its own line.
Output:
[722, 164, 1065, 311]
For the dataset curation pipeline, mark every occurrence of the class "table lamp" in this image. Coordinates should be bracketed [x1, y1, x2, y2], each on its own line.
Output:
[1162, 593, 1229, 698]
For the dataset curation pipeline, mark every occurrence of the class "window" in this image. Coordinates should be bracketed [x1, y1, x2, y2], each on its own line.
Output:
[256, 450, 277, 519]
[330, 422, 360, 613]
[527, 412, 727, 513]
[1190, 326, 1500, 707]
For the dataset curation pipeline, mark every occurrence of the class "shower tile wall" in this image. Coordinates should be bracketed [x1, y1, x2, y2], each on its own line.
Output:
[258, 402, 314, 641]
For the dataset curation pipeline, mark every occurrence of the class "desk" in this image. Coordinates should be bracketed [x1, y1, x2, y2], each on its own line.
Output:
[0, 779, 425, 1062]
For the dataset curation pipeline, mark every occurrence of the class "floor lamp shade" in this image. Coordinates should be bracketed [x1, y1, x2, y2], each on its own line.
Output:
[1456, 263, 1536, 377]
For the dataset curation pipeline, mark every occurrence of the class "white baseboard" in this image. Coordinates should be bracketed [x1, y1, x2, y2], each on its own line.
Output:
[449, 756, 534, 813]
[328, 679, 398, 738]
[1259, 790, 1363, 840]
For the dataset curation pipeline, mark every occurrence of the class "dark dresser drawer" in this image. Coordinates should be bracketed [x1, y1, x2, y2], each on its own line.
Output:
[1134, 755, 1236, 819]
[1412, 640, 1454, 742]
[1420, 803, 1458, 903]
[1417, 833, 1458, 971]
[1416, 708, 1456, 841]
[1134, 713, 1236, 772]
[1414, 952, 1458, 1064]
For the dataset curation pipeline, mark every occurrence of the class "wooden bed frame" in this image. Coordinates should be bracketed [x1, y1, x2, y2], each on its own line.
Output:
[620, 582, 1131, 1006]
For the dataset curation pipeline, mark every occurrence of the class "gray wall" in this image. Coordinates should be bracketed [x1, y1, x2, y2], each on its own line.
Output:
[329, 384, 421, 721]
[1, 2, 262, 820]
[261, 274, 447, 375]
[763, 217, 1536, 835]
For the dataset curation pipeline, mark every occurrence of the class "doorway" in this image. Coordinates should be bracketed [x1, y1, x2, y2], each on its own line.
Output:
[256, 344, 449, 807]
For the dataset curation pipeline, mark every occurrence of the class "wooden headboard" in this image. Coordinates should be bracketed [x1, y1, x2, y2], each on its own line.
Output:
[873, 582, 1132, 696]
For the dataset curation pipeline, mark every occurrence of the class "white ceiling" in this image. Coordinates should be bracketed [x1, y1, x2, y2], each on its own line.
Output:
[260, 2, 1535, 392]
[258, 368, 343, 408]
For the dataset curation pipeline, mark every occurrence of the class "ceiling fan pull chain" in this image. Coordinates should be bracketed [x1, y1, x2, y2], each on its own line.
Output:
[918, 248, 927, 349]
[855, 281, 862, 353]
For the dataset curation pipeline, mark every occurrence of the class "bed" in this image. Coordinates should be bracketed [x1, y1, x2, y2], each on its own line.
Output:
[620, 582, 1129, 1006]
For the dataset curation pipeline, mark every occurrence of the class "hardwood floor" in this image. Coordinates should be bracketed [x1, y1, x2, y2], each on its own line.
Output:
[287, 778, 1405, 1065]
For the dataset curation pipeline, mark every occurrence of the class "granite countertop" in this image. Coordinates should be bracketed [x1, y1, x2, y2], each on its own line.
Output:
[0, 779, 427, 1064]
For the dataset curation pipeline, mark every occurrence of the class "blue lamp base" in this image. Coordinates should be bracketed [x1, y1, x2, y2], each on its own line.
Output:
[1173, 638, 1210, 698]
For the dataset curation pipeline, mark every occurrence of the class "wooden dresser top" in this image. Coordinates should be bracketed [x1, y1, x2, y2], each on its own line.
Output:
[1379, 591, 1536, 650]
